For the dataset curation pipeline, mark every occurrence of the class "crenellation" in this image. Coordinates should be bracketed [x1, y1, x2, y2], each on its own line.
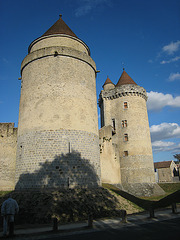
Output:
[99, 84, 148, 102]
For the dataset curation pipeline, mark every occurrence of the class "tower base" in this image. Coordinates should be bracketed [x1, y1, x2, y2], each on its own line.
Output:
[114, 183, 165, 197]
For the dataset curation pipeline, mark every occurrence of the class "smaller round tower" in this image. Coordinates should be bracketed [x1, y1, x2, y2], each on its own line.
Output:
[103, 76, 115, 91]
[99, 70, 160, 196]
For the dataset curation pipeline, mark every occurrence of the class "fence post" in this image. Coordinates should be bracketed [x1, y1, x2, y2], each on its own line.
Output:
[149, 208, 155, 218]
[53, 218, 58, 231]
[121, 210, 127, 223]
[88, 214, 93, 228]
[172, 203, 177, 214]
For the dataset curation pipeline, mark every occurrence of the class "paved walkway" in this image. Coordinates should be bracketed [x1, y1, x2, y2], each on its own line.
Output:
[0, 208, 179, 239]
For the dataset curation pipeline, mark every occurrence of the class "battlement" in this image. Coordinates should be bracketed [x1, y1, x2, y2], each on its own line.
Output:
[0, 123, 18, 138]
[99, 84, 147, 103]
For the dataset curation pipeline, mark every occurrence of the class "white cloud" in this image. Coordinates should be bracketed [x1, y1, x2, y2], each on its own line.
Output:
[75, 3, 92, 17]
[162, 40, 180, 55]
[168, 72, 180, 82]
[147, 91, 180, 111]
[160, 56, 180, 64]
[75, 0, 112, 17]
[2, 58, 9, 64]
[150, 122, 180, 142]
[152, 141, 180, 153]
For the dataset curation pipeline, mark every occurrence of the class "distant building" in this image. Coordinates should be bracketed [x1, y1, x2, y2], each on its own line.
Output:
[154, 161, 180, 183]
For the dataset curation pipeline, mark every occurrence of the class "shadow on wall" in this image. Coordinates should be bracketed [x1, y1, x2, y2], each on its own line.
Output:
[0, 151, 122, 225]
[15, 150, 100, 189]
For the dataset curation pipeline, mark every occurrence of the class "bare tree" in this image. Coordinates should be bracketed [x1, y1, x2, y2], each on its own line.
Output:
[173, 154, 180, 162]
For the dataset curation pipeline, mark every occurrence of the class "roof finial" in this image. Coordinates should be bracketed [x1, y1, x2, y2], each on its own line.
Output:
[59, 14, 62, 18]
[122, 62, 125, 71]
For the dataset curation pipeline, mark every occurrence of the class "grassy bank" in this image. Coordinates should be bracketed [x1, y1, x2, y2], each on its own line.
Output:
[103, 183, 180, 211]
[0, 187, 141, 225]
[0, 183, 179, 225]
[158, 183, 180, 194]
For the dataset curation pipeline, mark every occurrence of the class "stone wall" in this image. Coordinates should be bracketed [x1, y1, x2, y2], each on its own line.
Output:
[29, 35, 90, 55]
[99, 125, 120, 184]
[0, 123, 17, 190]
[15, 129, 100, 189]
[157, 168, 173, 182]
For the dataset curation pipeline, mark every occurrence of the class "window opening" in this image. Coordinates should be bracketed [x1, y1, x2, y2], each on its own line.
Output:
[112, 118, 116, 131]
[124, 133, 128, 141]
[122, 120, 127, 128]
[124, 151, 128, 157]
[112, 118, 116, 135]
[124, 102, 128, 109]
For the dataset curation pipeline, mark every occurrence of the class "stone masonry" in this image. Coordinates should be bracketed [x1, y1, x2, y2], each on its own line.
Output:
[0, 123, 17, 190]
[15, 129, 100, 189]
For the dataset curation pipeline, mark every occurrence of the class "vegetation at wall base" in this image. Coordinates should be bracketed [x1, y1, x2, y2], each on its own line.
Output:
[0, 187, 140, 226]
[0, 183, 179, 226]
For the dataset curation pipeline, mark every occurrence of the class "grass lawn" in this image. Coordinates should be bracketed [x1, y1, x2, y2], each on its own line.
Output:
[103, 183, 180, 211]
[158, 183, 180, 194]
[140, 183, 180, 201]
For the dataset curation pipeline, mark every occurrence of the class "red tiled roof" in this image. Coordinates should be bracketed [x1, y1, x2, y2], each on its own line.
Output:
[154, 161, 172, 169]
[103, 77, 114, 87]
[116, 70, 137, 87]
[42, 16, 78, 38]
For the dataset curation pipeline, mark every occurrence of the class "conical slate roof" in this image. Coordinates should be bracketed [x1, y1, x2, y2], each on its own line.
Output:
[116, 70, 137, 86]
[42, 15, 78, 38]
[103, 76, 114, 86]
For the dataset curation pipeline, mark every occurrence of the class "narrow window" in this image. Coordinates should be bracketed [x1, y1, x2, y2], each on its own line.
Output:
[124, 102, 128, 109]
[112, 118, 116, 131]
[124, 151, 128, 157]
[124, 133, 128, 141]
[122, 120, 127, 128]
[124, 120, 127, 127]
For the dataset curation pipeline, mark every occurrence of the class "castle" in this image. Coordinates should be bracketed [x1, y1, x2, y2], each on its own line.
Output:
[0, 16, 161, 196]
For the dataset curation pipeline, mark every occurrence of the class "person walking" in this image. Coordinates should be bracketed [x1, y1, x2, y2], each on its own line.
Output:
[1, 196, 19, 237]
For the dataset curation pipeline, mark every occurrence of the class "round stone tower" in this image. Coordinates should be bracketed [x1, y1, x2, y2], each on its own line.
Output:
[15, 16, 101, 189]
[99, 70, 157, 195]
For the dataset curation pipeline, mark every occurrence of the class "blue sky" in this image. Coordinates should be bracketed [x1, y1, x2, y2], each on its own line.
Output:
[0, 0, 180, 162]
